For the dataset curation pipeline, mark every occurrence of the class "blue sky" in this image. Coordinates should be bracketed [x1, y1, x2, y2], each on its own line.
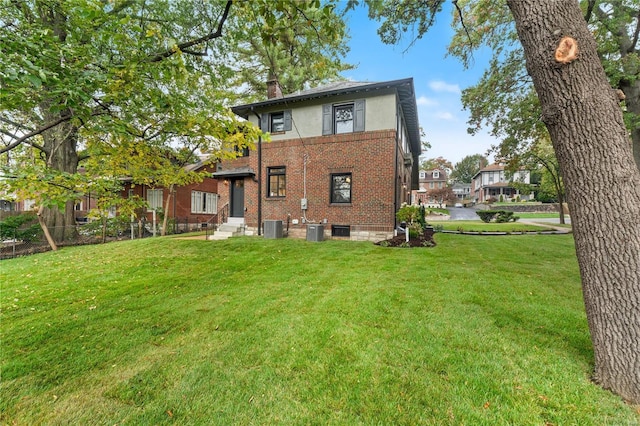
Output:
[341, 3, 496, 166]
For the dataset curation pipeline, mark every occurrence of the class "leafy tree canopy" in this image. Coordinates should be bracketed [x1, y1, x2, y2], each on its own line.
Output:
[420, 156, 452, 172]
[0, 0, 350, 241]
[448, 0, 640, 169]
[450, 153, 488, 183]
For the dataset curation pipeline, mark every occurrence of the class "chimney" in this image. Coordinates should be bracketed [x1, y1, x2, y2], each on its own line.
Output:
[266, 77, 283, 99]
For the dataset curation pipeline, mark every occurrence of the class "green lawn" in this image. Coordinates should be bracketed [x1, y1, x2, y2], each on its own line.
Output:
[435, 221, 558, 233]
[517, 212, 569, 219]
[1, 235, 637, 425]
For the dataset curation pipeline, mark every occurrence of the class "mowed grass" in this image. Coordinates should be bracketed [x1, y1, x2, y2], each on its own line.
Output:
[436, 221, 557, 233]
[1, 235, 638, 425]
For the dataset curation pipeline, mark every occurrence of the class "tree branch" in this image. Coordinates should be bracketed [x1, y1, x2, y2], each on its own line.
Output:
[631, 9, 640, 52]
[584, 0, 596, 23]
[147, 0, 233, 62]
[0, 116, 35, 132]
[452, 0, 473, 49]
[0, 116, 71, 154]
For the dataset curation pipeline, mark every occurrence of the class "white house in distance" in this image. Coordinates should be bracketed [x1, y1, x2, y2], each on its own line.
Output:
[471, 163, 533, 203]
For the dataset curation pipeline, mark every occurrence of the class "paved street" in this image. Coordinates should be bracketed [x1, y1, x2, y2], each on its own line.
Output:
[447, 207, 479, 220]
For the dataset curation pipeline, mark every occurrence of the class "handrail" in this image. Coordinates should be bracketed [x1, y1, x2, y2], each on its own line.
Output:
[217, 203, 229, 227]
[204, 203, 228, 239]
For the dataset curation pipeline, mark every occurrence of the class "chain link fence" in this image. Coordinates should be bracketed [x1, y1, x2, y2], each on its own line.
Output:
[0, 215, 216, 260]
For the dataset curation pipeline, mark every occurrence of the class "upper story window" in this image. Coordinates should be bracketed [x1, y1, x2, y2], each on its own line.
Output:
[419, 171, 426, 179]
[261, 110, 291, 133]
[234, 145, 249, 157]
[267, 167, 286, 197]
[322, 100, 365, 135]
[433, 170, 440, 179]
[271, 112, 285, 132]
[335, 104, 354, 133]
[330, 173, 352, 204]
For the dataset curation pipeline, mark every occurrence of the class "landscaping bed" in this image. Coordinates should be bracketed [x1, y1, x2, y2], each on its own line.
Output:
[375, 227, 436, 247]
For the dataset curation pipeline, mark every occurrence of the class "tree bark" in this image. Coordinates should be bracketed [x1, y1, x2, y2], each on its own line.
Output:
[507, 0, 640, 403]
[41, 111, 80, 243]
[620, 78, 640, 170]
[36, 205, 58, 251]
[161, 184, 175, 237]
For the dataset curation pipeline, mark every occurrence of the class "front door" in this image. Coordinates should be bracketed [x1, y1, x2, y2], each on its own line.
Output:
[230, 178, 245, 217]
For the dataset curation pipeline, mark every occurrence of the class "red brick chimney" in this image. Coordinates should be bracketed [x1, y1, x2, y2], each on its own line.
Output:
[267, 77, 283, 99]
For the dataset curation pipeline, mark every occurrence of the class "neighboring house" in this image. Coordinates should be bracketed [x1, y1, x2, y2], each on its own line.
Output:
[216, 77, 421, 240]
[413, 169, 449, 207]
[471, 163, 532, 203]
[452, 182, 472, 201]
[120, 160, 219, 230]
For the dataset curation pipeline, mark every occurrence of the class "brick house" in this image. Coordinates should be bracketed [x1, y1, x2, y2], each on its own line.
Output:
[413, 169, 450, 207]
[214, 78, 421, 241]
[471, 163, 533, 203]
[121, 160, 219, 231]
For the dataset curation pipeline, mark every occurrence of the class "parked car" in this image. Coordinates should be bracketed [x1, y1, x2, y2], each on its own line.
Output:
[454, 203, 463, 208]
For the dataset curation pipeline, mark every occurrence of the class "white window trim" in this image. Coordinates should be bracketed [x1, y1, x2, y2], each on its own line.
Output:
[191, 190, 217, 214]
[147, 189, 163, 212]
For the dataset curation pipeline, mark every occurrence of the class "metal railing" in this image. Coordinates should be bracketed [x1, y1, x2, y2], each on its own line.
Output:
[204, 203, 228, 239]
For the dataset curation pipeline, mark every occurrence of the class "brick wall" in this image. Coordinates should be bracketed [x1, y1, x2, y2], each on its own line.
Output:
[121, 165, 219, 225]
[219, 129, 409, 237]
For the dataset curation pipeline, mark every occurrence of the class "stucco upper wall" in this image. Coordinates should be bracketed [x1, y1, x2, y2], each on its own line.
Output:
[246, 90, 399, 140]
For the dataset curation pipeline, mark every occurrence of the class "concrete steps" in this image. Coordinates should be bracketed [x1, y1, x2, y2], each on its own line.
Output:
[208, 218, 245, 240]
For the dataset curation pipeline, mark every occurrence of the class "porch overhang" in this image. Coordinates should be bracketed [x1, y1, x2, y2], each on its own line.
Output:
[212, 166, 256, 179]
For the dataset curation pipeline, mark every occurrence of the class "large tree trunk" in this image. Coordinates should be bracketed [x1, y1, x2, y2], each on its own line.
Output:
[507, 0, 640, 404]
[41, 112, 80, 243]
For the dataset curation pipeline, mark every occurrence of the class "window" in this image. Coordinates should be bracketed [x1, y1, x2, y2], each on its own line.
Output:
[433, 170, 440, 179]
[429, 182, 434, 189]
[271, 112, 285, 132]
[191, 191, 217, 214]
[147, 189, 163, 211]
[322, 100, 365, 135]
[334, 104, 354, 133]
[267, 167, 286, 197]
[419, 171, 426, 179]
[261, 110, 292, 133]
[23, 199, 36, 211]
[234, 145, 249, 157]
[331, 173, 352, 204]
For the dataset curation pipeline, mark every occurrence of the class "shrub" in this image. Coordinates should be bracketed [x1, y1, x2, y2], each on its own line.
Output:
[495, 211, 515, 223]
[79, 216, 132, 237]
[0, 213, 42, 241]
[477, 210, 519, 223]
[477, 210, 499, 223]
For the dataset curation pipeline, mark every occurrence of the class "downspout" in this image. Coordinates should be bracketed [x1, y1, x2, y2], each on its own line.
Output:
[393, 117, 399, 233]
[251, 108, 262, 236]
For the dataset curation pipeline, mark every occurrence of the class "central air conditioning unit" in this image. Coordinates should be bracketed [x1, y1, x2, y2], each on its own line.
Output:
[306, 224, 324, 242]
[263, 220, 283, 239]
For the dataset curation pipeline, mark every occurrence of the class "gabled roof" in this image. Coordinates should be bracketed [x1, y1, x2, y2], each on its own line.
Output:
[420, 169, 448, 182]
[472, 163, 505, 180]
[231, 78, 421, 158]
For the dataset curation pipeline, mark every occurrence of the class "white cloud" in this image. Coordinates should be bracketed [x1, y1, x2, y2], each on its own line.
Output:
[435, 111, 455, 120]
[428, 80, 461, 94]
[416, 96, 438, 106]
